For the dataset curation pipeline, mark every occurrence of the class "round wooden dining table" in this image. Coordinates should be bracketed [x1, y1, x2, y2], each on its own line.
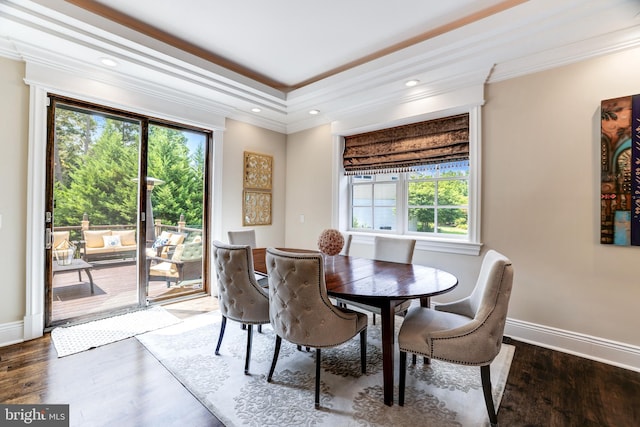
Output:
[252, 248, 458, 406]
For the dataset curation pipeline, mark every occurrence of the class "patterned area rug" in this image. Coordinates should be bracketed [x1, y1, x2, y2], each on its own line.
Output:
[51, 306, 181, 357]
[137, 311, 514, 427]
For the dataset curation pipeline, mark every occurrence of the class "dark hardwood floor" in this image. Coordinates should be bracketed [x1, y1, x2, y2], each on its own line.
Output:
[1, 296, 638, 426]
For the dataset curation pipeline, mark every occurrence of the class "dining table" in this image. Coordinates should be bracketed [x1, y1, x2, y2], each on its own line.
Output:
[252, 247, 458, 406]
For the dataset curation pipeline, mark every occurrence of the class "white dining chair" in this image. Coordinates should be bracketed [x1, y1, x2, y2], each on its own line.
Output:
[337, 236, 416, 324]
[227, 229, 257, 248]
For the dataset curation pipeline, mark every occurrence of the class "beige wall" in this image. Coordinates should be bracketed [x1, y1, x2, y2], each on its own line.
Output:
[2, 46, 640, 356]
[283, 47, 640, 349]
[284, 124, 334, 249]
[0, 57, 29, 325]
[482, 48, 640, 345]
[219, 119, 286, 248]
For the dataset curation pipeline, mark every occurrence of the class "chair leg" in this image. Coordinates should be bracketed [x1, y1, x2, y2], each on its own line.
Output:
[481, 364, 498, 426]
[215, 316, 227, 355]
[399, 350, 407, 406]
[412, 354, 416, 365]
[372, 313, 376, 325]
[267, 336, 282, 382]
[258, 324, 262, 333]
[359, 329, 367, 374]
[315, 348, 321, 409]
[244, 324, 253, 375]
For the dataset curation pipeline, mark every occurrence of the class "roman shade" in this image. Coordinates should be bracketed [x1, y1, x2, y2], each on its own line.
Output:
[342, 113, 469, 175]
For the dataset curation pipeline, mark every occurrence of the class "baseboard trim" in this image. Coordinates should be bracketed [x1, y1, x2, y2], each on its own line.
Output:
[505, 318, 640, 373]
[0, 320, 25, 347]
[1, 316, 639, 373]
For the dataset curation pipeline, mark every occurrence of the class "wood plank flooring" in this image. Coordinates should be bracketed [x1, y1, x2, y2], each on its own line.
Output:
[1, 296, 639, 426]
[51, 263, 205, 324]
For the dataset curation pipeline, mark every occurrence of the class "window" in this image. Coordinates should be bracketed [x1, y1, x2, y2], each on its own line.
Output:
[339, 107, 481, 255]
[407, 162, 469, 236]
[351, 173, 399, 230]
[349, 161, 469, 238]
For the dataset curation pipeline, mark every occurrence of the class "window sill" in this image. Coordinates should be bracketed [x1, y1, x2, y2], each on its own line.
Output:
[349, 232, 482, 256]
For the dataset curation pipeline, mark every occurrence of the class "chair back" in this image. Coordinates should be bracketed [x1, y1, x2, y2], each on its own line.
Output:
[212, 240, 268, 324]
[266, 248, 362, 348]
[340, 233, 352, 256]
[373, 236, 416, 264]
[469, 250, 514, 327]
[228, 229, 257, 248]
[174, 241, 202, 261]
[440, 249, 513, 363]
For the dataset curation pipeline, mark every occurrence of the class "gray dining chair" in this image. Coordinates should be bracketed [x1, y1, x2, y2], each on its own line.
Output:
[340, 232, 352, 256]
[212, 240, 270, 375]
[337, 236, 416, 324]
[398, 249, 514, 426]
[227, 229, 257, 248]
[265, 248, 368, 408]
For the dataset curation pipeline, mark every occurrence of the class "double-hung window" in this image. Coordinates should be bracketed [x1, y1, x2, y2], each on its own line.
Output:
[343, 111, 480, 254]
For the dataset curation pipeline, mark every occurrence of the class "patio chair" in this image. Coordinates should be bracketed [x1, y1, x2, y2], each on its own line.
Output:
[147, 241, 202, 287]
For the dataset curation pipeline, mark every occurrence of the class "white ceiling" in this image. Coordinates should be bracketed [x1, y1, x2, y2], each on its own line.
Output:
[88, 0, 511, 89]
[1, 0, 640, 133]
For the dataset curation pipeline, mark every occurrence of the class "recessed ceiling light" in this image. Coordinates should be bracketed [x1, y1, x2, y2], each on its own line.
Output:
[405, 79, 419, 87]
[251, 107, 262, 113]
[309, 109, 320, 115]
[100, 58, 118, 67]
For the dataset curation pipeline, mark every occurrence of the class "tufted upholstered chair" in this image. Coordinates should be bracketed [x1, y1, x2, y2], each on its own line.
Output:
[265, 248, 368, 408]
[338, 236, 416, 324]
[212, 240, 270, 375]
[227, 229, 257, 248]
[398, 249, 514, 426]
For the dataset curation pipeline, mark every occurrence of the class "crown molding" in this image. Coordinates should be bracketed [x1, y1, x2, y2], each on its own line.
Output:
[1, 0, 639, 134]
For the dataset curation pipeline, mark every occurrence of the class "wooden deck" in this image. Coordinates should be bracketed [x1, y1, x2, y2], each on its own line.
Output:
[50, 262, 206, 325]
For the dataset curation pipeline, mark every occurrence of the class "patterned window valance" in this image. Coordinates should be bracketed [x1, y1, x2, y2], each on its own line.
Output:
[342, 113, 469, 175]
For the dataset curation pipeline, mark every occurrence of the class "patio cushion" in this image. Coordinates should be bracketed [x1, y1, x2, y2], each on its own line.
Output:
[112, 229, 136, 246]
[84, 230, 112, 248]
[52, 231, 70, 248]
[103, 235, 122, 247]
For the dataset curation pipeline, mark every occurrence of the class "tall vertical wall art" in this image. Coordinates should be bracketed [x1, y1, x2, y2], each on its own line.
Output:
[242, 151, 273, 226]
[600, 94, 640, 245]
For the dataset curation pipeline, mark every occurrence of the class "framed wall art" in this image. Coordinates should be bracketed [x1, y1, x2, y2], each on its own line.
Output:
[242, 151, 273, 226]
[243, 190, 272, 226]
[600, 94, 640, 246]
[244, 151, 273, 190]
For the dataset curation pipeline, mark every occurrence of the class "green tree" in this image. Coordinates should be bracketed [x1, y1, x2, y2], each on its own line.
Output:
[53, 111, 205, 231]
[408, 181, 435, 232]
[53, 108, 97, 186]
[148, 125, 203, 227]
[54, 119, 139, 226]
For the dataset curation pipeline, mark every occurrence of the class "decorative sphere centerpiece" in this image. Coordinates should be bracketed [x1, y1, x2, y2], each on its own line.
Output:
[317, 229, 344, 256]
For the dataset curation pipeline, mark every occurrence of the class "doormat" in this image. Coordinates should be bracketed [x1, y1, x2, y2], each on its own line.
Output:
[51, 306, 181, 357]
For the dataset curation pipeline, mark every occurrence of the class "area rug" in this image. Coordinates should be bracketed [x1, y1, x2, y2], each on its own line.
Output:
[51, 306, 181, 357]
[137, 310, 514, 427]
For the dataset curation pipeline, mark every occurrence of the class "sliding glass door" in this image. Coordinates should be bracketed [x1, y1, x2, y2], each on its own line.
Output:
[45, 96, 210, 327]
